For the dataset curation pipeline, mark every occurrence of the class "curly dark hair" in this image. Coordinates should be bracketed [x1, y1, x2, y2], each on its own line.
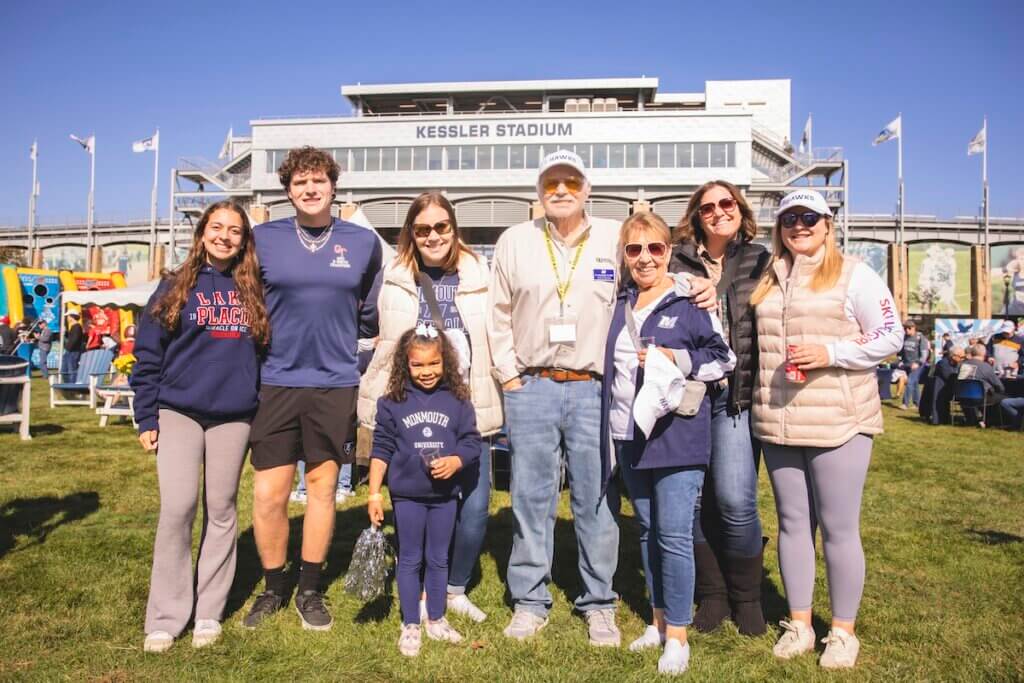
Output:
[385, 327, 470, 403]
[151, 200, 270, 348]
[277, 146, 340, 188]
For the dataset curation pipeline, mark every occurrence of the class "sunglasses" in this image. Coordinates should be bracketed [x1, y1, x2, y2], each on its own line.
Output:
[624, 242, 668, 259]
[779, 211, 823, 229]
[699, 197, 738, 218]
[542, 176, 585, 195]
[412, 220, 454, 238]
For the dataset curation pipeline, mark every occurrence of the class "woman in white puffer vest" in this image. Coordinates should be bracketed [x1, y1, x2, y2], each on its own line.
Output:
[750, 189, 903, 670]
[359, 190, 502, 623]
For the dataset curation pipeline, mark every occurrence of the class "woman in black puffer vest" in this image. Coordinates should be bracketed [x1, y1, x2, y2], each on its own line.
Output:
[669, 180, 770, 636]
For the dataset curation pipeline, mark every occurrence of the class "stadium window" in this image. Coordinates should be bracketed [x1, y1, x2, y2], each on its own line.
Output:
[710, 143, 728, 167]
[727, 142, 736, 167]
[609, 144, 625, 168]
[592, 144, 608, 169]
[476, 146, 492, 169]
[397, 147, 412, 171]
[351, 148, 366, 173]
[494, 145, 509, 170]
[381, 147, 397, 172]
[625, 144, 640, 168]
[366, 147, 381, 172]
[676, 143, 692, 168]
[694, 143, 710, 168]
[461, 145, 476, 170]
[574, 144, 591, 167]
[526, 145, 541, 168]
[266, 150, 277, 173]
[445, 146, 459, 171]
[509, 145, 525, 169]
[642, 144, 658, 168]
[659, 143, 675, 168]
[413, 147, 427, 171]
[428, 147, 443, 170]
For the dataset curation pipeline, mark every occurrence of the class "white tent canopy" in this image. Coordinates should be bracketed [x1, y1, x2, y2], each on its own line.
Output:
[62, 281, 159, 309]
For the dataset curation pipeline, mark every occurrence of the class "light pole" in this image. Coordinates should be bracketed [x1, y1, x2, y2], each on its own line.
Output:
[69, 134, 96, 254]
[28, 141, 39, 257]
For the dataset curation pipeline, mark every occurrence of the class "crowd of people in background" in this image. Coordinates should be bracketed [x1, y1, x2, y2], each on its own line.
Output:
[11, 143, 1024, 675]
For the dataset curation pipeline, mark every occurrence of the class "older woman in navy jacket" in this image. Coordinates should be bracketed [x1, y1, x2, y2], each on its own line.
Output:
[600, 212, 734, 675]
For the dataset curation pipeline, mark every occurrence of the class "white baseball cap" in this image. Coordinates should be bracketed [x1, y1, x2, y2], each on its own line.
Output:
[776, 189, 833, 218]
[537, 149, 588, 183]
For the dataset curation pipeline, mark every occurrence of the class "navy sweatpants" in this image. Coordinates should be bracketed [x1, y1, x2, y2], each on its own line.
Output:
[392, 496, 458, 625]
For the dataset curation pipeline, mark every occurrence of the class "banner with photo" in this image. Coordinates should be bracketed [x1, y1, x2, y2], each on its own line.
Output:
[990, 243, 1024, 316]
[101, 243, 150, 286]
[907, 242, 971, 314]
[42, 245, 87, 271]
[846, 240, 888, 279]
[933, 318, 1006, 349]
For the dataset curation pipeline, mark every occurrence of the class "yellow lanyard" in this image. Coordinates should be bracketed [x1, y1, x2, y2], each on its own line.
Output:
[544, 225, 589, 305]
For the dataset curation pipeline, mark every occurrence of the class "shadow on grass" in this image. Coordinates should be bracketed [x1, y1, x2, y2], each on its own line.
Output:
[0, 491, 100, 559]
[226, 503, 387, 620]
[26, 423, 66, 436]
[965, 528, 1023, 545]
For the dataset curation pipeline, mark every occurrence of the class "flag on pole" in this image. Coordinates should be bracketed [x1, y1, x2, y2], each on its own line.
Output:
[799, 114, 812, 154]
[30, 141, 37, 161]
[872, 115, 901, 145]
[967, 122, 986, 156]
[132, 131, 159, 153]
[70, 134, 95, 153]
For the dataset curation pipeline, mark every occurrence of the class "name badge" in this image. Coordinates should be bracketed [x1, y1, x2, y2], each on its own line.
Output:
[546, 315, 578, 344]
[593, 268, 615, 282]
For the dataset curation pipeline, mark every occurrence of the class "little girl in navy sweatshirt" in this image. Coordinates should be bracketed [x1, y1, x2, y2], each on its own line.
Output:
[368, 324, 482, 657]
[131, 200, 269, 654]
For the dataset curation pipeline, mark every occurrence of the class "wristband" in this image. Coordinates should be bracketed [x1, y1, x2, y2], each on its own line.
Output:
[367, 493, 384, 502]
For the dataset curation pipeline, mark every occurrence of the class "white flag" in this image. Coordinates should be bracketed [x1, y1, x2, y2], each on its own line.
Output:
[132, 130, 159, 153]
[30, 141, 37, 161]
[70, 133, 95, 153]
[799, 114, 812, 154]
[967, 122, 986, 156]
[218, 127, 233, 160]
[872, 115, 901, 146]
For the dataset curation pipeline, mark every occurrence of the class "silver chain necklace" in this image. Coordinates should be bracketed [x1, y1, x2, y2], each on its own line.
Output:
[294, 218, 333, 253]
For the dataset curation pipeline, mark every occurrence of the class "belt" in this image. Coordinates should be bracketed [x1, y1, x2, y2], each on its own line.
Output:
[524, 367, 599, 382]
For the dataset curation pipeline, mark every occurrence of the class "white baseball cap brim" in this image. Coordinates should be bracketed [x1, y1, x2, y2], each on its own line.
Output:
[776, 189, 833, 218]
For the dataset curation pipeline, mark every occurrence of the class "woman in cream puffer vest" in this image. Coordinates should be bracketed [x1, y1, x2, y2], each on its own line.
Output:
[359, 191, 501, 623]
[750, 189, 903, 670]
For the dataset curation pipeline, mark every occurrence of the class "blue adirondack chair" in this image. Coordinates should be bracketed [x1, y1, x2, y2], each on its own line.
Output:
[0, 355, 31, 440]
[49, 348, 115, 408]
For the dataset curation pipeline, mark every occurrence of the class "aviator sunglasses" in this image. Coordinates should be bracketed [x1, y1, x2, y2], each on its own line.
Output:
[699, 197, 738, 218]
[412, 220, 454, 238]
[779, 211, 823, 229]
[541, 176, 585, 195]
[624, 242, 668, 259]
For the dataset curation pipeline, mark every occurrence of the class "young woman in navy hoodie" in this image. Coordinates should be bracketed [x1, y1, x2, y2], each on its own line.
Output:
[131, 200, 269, 653]
[367, 325, 481, 657]
[600, 212, 735, 675]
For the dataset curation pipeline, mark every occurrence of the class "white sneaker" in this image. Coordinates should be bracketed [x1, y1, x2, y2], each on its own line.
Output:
[143, 631, 173, 653]
[629, 624, 666, 651]
[289, 490, 307, 504]
[425, 617, 463, 643]
[447, 594, 487, 623]
[398, 623, 421, 657]
[584, 608, 621, 647]
[503, 609, 548, 640]
[819, 627, 860, 669]
[191, 619, 221, 648]
[773, 620, 816, 659]
[335, 488, 354, 503]
[658, 638, 691, 675]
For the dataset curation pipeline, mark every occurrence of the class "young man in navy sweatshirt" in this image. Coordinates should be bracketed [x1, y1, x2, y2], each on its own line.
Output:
[245, 147, 382, 631]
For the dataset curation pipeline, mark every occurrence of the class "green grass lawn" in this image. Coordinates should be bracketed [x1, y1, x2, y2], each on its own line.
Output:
[1, 379, 1022, 682]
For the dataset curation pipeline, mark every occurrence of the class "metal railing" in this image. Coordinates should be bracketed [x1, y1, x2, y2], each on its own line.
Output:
[178, 157, 250, 189]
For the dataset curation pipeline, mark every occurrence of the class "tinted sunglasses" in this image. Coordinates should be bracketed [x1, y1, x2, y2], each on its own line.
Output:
[779, 211, 823, 229]
[412, 220, 454, 238]
[542, 176, 585, 195]
[624, 242, 668, 259]
[699, 197, 738, 218]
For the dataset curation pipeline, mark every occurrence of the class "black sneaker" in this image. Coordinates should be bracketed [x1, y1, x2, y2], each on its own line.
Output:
[242, 590, 286, 629]
[294, 590, 333, 631]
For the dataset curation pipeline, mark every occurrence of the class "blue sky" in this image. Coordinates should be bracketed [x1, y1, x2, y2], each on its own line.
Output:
[1, 0, 1021, 225]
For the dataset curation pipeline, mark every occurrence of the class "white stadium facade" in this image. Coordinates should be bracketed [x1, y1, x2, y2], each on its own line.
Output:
[3, 76, 1023, 316]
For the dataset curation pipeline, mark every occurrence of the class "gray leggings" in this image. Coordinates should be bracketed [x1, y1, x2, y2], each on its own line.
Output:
[763, 434, 872, 622]
[145, 409, 250, 636]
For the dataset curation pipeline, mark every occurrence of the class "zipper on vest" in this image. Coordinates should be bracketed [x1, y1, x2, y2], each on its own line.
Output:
[779, 258, 801, 441]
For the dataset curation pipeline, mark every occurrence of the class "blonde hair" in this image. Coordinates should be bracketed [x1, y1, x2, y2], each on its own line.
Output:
[750, 215, 844, 305]
[618, 212, 671, 280]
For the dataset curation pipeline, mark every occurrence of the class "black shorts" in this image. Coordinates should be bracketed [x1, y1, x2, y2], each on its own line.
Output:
[249, 386, 357, 471]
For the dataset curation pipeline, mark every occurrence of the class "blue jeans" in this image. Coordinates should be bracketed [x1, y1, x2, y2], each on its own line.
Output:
[616, 439, 704, 627]
[37, 346, 50, 379]
[295, 460, 352, 495]
[1001, 397, 1024, 427]
[504, 375, 619, 617]
[692, 391, 763, 558]
[447, 439, 491, 594]
[902, 364, 925, 406]
[61, 350, 81, 381]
